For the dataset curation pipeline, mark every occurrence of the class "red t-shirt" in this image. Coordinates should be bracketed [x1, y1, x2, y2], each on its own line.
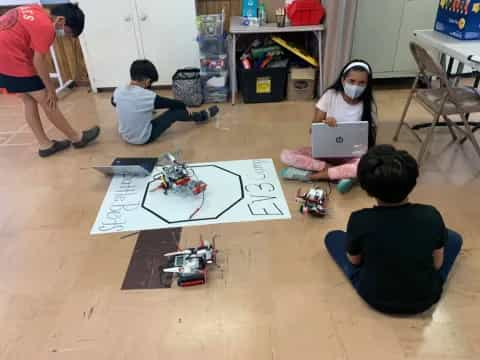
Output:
[0, 5, 55, 77]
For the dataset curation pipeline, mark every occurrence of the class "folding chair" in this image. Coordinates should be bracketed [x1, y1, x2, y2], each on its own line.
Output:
[393, 42, 480, 165]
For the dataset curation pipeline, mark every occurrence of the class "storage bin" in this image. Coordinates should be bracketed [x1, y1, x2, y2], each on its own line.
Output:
[196, 14, 224, 37]
[202, 72, 229, 103]
[242, 0, 259, 18]
[198, 36, 226, 57]
[239, 67, 288, 103]
[286, 0, 325, 26]
[200, 54, 228, 74]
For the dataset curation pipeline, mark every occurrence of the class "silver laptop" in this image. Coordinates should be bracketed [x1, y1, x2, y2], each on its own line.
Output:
[311, 122, 368, 158]
[93, 165, 151, 177]
[94, 157, 158, 177]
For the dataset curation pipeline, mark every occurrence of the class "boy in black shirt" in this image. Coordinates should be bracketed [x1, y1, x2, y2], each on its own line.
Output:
[325, 145, 462, 314]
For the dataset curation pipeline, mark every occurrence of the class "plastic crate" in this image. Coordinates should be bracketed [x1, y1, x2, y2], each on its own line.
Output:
[202, 71, 228, 88]
[203, 87, 229, 103]
[197, 35, 226, 57]
[200, 54, 228, 74]
[286, 0, 325, 26]
[197, 13, 224, 37]
[239, 67, 288, 103]
[202, 72, 229, 103]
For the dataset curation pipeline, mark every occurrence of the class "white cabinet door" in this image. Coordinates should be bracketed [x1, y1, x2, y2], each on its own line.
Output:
[394, 0, 438, 73]
[78, 0, 142, 89]
[135, 0, 199, 85]
[351, 0, 406, 74]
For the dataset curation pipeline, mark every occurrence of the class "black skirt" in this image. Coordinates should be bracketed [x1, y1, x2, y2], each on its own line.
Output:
[0, 73, 45, 93]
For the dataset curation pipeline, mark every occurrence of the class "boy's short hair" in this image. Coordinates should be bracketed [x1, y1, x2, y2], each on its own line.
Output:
[130, 60, 159, 83]
[51, 4, 85, 37]
[358, 145, 419, 203]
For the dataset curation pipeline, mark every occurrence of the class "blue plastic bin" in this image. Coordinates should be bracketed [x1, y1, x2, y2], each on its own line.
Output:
[242, 0, 258, 18]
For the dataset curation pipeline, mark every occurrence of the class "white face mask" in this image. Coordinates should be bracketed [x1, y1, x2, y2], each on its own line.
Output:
[343, 83, 366, 99]
[55, 28, 65, 37]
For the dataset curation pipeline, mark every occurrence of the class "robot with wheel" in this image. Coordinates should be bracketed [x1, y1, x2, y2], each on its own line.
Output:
[162, 235, 218, 287]
[149, 152, 207, 196]
[296, 187, 328, 217]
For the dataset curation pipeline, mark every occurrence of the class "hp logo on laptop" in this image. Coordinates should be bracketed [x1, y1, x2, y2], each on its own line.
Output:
[336, 136, 344, 144]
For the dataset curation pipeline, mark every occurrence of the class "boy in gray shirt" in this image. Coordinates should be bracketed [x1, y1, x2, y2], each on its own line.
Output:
[112, 60, 218, 145]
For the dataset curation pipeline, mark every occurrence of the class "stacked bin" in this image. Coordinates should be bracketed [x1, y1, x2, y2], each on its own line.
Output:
[197, 13, 229, 103]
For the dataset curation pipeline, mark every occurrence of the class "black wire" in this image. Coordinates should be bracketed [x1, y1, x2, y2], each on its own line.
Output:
[307, 180, 333, 197]
[326, 181, 333, 197]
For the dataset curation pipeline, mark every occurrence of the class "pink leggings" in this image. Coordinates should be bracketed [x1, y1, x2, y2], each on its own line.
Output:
[280, 147, 359, 180]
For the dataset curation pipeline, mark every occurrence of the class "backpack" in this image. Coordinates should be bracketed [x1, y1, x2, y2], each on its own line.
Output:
[172, 68, 203, 107]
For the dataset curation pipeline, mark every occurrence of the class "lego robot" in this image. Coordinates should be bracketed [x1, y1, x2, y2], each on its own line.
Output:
[163, 236, 218, 287]
[296, 187, 327, 217]
[150, 152, 207, 196]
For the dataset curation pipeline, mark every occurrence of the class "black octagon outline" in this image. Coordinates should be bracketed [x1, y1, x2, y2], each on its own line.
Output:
[141, 165, 244, 224]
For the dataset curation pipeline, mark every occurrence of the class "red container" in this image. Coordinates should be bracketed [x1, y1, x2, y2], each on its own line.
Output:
[287, 0, 325, 26]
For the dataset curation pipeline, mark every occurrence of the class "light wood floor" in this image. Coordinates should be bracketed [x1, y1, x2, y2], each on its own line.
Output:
[0, 86, 479, 360]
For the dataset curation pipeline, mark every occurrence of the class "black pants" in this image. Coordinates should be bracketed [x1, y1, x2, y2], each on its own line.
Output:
[324, 229, 462, 288]
[146, 108, 192, 143]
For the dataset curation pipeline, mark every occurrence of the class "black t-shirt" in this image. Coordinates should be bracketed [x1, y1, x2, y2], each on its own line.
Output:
[347, 203, 447, 314]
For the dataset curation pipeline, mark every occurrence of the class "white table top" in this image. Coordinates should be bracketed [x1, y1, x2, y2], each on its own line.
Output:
[230, 16, 324, 34]
[413, 29, 480, 71]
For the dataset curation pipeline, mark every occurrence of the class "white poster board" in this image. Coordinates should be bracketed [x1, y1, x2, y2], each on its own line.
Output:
[91, 159, 291, 234]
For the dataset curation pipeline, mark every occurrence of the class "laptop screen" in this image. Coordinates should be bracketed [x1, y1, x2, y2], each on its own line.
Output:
[311, 122, 368, 159]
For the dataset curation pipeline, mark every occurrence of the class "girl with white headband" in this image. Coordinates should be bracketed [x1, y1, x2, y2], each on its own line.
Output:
[280, 59, 377, 192]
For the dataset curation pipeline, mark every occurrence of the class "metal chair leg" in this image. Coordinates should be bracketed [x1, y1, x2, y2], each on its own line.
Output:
[459, 113, 480, 159]
[460, 74, 480, 144]
[418, 111, 441, 165]
[442, 115, 458, 141]
[393, 79, 418, 142]
[460, 123, 480, 144]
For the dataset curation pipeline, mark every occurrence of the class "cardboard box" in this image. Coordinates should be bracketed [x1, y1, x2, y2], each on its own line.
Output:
[287, 67, 316, 101]
[435, 0, 480, 40]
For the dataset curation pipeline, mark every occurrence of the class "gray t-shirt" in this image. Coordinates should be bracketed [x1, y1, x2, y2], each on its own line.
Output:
[113, 85, 156, 144]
